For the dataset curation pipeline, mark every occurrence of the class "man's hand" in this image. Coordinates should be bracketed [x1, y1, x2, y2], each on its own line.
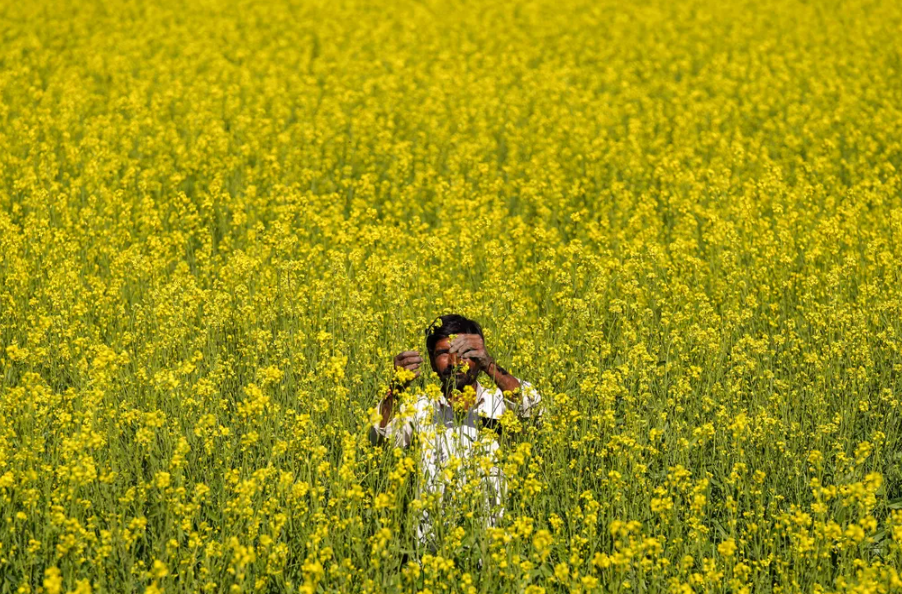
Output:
[449, 335, 492, 373]
[392, 350, 423, 387]
[379, 350, 423, 429]
[450, 334, 520, 393]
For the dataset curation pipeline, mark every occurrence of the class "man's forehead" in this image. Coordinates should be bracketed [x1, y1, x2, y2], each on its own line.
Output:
[432, 334, 476, 347]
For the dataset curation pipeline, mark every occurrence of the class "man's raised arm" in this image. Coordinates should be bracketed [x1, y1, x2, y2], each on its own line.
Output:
[450, 334, 542, 418]
[368, 350, 422, 447]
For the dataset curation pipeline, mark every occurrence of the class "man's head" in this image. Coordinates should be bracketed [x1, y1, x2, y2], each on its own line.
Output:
[425, 314, 483, 392]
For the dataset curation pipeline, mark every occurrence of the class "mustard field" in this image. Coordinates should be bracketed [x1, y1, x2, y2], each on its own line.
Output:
[2, 0, 902, 592]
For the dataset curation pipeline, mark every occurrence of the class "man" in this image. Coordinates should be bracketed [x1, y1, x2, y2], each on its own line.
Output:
[369, 314, 542, 545]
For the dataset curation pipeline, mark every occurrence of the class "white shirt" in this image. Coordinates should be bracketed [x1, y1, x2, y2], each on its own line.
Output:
[370, 379, 542, 544]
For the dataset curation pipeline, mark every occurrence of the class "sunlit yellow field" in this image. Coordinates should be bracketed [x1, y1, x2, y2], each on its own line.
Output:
[2, 0, 902, 592]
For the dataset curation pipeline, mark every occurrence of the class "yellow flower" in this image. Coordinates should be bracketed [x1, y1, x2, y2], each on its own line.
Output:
[718, 538, 737, 558]
[154, 472, 171, 489]
[152, 559, 169, 579]
[43, 568, 62, 594]
[533, 529, 553, 560]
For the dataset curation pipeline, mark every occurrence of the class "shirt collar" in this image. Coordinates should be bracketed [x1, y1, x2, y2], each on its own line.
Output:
[437, 381, 506, 418]
[437, 381, 488, 409]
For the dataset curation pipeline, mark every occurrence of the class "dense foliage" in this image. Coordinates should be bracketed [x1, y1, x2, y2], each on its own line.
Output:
[1, 0, 902, 592]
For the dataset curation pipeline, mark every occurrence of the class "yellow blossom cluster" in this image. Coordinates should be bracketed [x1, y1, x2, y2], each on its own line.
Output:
[1, 0, 902, 592]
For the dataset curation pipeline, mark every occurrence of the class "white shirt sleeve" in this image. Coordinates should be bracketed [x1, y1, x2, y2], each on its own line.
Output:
[369, 394, 423, 448]
[500, 378, 542, 419]
[516, 379, 543, 419]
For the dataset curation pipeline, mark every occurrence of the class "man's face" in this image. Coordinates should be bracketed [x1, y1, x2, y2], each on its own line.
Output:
[430, 335, 480, 393]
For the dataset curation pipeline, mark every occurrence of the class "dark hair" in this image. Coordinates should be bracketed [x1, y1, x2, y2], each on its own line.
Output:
[425, 314, 483, 356]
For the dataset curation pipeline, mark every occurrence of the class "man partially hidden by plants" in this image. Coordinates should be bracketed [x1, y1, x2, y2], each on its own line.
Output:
[370, 314, 542, 548]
